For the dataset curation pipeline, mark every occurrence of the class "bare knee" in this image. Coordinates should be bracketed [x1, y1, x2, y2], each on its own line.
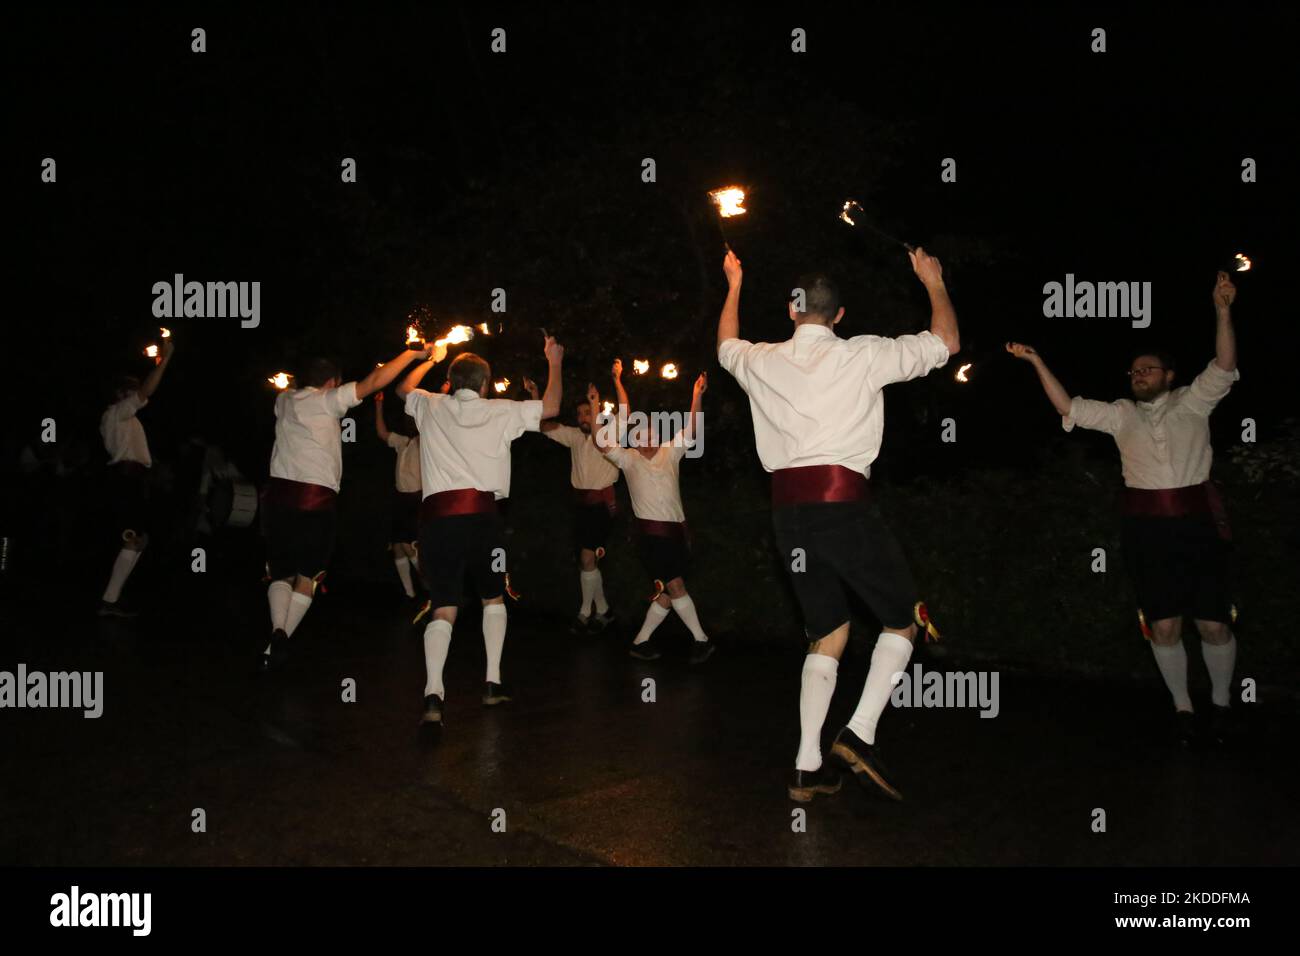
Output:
[1195, 619, 1232, 645]
[1149, 617, 1182, 646]
[293, 575, 315, 596]
[882, 622, 917, 642]
[665, 577, 687, 599]
[579, 549, 597, 571]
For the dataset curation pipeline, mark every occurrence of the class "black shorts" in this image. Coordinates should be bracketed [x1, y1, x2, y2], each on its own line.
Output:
[1121, 513, 1232, 623]
[636, 525, 690, 586]
[107, 462, 151, 538]
[573, 502, 614, 554]
[264, 502, 337, 580]
[391, 490, 420, 543]
[419, 511, 507, 609]
[771, 500, 918, 640]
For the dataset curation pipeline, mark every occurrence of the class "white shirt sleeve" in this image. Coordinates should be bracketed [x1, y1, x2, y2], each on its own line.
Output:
[1063, 397, 1124, 434]
[404, 388, 432, 419]
[1181, 361, 1240, 416]
[499, 399, 544, 441]
[717, 338, 755, 389]
[602, 443, 627, 468]
[545, 424, 578, 447]
[109, 393, 147, 421]
[861, 331, 950, 389]
[324, 382, 361, 417]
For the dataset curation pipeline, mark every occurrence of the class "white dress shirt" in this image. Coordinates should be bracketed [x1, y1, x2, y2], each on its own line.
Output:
[386, 433, 423, 493]
[1064, 360, 1239, 490]
[718, 324, 950, 476]
[603, 437, 691, 522]
[545, 425, 620, 490]
[405, 388, 543, 499]
[268, 382, 361, 492]
[101, 393, 152, 467]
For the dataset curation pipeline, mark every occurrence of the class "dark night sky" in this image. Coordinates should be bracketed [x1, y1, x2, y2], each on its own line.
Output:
[12, 3, 1297, 483]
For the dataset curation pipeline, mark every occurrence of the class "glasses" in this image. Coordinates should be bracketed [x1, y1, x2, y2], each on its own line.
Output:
[1126, 366, 1167, 378]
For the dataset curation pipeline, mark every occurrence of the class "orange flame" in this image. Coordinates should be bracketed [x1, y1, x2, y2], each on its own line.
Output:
[661, 363, 679, 380]
[840, 199, 863, 226]
[1233, 253, 1251, 272]
[144, 345, 159, 359]
[602, 400, 614, 416]
[435, 325, 474, 346]
[493, 379, 510, 393]
[160, 327, 171, 338]
[405, 324, 423, 345]
[956, 363, 972, 383]
[268, 372, 292, 390]
[709, 187, 747, 218]
[478, 322, 491, 335]
[633, 359, 650, 375]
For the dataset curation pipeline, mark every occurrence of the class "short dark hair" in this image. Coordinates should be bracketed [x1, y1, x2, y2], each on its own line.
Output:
[304, 357, 342, 388]
[1132, 350, 1176, 374]
[113, 375, 141, 397]
[792, 273, 841, 320]
[449, 353, 491, 393]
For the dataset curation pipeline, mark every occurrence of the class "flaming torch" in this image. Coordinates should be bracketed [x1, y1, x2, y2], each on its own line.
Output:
[144, 344, 159, 362]
[434, 325, 474, 347]
[478, 322, 491, 335]
[1231, 253, 1251, 273]
[839, 197, 914, 252]
[268, 372, 293, 390]
[633, 359, 650, 376]
[493, 378, 511, 394]
[405, 323, 425, 350]
[955, 363, 972, 383]
[708, 185, 747, 252]
[661, 363, 679, 380]
[160, 327, 171, 339]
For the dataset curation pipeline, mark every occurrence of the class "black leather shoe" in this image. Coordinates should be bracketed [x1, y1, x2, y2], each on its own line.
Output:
[569, 615, 591, 635]
[421, 694, 444, 724]
[831, 727, 903, 801]
[1176, 710, 1197, 748]
[482, 683, 512, 706]
[589, 610, 617, 633]
[788, 765, 841, 803]
[688, 641, 716, 665]
[629, 640, 661, 661]
[260, 628, 290, 672]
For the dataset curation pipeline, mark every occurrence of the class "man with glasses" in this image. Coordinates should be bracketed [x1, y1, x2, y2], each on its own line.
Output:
[1006, 271, 1241, 747]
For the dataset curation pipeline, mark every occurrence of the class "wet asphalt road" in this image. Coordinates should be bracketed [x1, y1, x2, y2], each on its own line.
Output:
[3, 577, 1297, 867]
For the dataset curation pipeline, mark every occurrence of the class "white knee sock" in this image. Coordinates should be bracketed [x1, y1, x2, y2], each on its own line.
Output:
[423, 618, 453, 697]
[284, 592, 312, 637]
[846, 632, 914, 745]
[267, 580, 292, 630]
[1201, 636, 1237, 708]
[670, 594, 708, 642]
[633, 602, 670, 644]
[588, 569, 609, 615]
[394, 556, 415, 597]
[102, 548, 141, 603]
[1151, 641, 1193, 712]
[796, 654, 839, 772]
[578, 570, 597, 618]
[483, 603, 507, 684]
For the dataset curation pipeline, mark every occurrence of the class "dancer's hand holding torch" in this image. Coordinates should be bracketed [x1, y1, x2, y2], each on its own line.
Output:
[1214, 271, 1237, 311]
[910, 247, 961, 356]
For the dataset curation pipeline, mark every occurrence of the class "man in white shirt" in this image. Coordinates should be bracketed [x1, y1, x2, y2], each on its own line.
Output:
[592, 363, 714, 665]
[98, 337, 176, 617]
[261, 345, 437, 671]
[528, 375, 621, 634]
[717, 247, 958, 803]
[397, 336, 564, 725]
[374, 390, 423, 598]
[1006, 270, 1241, 746]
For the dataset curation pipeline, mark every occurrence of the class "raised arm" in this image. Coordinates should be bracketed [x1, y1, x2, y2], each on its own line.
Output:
[540, 335, 564, 420]
[1006, 343, 1073, 417]
[395, 351, 439, 399]
[590, 383, 616, 451]
[139, 338, 175, 400]
[1212, 271, 1237, 372]
[358, 344, 441, 401]
[717, 249, 743, 349]
[684, 372, 707, 444]
[611, 358, 630, 416]
[909, 248, 959, 355]
[525, 376, 560, 432]
[373, 392, 391, 442]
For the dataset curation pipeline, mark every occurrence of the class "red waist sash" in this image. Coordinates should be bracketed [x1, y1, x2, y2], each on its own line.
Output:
[420, 488, 498, 520]
[1122, 481, 1231, 540]
[772, 465, 869, 508]
[636, 518, 688, 539]
[574, 486, 616, 509]
[263, 477, 338, 511]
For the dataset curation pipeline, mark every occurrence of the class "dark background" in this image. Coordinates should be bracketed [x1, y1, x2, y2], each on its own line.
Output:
[8, 3, 1298, 670]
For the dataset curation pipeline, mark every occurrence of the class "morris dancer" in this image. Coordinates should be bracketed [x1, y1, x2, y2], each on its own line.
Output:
[526, 375, 620, 634]
[1006, 270, 1241, 746]
[98, 336, 176, 617]
[374, 390, 423, 598]
[592, 362, 714, 664]
[717, 248, 958, 802]
[398, 336, 564, 725]
[261, 345, 436, 671]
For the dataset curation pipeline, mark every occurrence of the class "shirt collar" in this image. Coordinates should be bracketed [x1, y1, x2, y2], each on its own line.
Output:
[1136, 390, 1170, 411]
[792, 322, 836, 341]
[453, 388, 481, 401]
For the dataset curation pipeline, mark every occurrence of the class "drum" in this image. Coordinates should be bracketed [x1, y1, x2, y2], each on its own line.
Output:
[209, 478, 260, 529]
